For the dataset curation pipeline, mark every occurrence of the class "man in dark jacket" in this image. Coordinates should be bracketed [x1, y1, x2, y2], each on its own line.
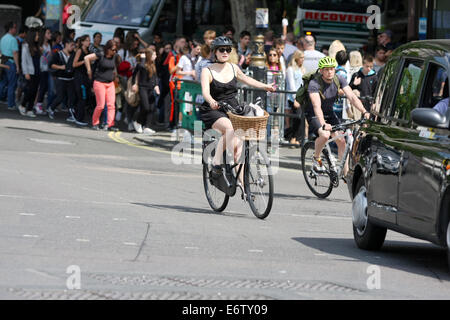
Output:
[47, 38, 75, 120]
[349, 54, 378, 112]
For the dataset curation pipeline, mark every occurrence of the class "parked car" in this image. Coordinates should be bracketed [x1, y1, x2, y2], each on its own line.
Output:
[346, 40, 450, 270]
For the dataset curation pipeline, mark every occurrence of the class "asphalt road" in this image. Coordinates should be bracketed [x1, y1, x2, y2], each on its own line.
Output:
[0, 109, 449, 300]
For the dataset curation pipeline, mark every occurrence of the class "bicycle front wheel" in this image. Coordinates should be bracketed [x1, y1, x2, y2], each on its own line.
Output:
[301, 141, 333, 199]
[203, 144, 229, 212]
[245, 146, 274, 219]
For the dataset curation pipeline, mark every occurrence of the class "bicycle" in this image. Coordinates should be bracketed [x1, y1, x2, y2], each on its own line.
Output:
[202, 118, 274, 220]
[301, 118, 365, 199]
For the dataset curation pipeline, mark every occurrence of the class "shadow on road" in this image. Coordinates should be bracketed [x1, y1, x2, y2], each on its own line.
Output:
[274, 192, 350, 204]
[293, 237, 450, 281]
[131, 202, 252, 219]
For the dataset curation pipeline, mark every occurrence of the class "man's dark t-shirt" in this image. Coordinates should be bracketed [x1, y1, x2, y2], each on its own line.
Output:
[306, 74, 348, 115]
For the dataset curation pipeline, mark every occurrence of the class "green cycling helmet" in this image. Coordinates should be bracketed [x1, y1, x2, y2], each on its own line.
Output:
[318, 56, 338, 69]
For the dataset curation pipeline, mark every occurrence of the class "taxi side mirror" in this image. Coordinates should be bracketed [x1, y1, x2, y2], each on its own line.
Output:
[411, 108, 448, 129]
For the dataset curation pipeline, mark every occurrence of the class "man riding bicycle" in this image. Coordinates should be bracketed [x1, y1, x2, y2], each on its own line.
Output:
[303, 56, 370, 174]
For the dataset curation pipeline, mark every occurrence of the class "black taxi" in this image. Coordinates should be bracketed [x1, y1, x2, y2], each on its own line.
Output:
[346, 40, 450, 269]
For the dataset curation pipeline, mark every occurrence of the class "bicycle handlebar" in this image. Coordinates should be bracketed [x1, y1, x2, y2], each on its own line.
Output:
[331, 118, 366, 132]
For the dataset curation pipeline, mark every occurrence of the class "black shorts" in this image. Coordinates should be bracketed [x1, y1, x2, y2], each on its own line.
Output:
[199, 104, 229, 130]
[305, 112, 341, 136]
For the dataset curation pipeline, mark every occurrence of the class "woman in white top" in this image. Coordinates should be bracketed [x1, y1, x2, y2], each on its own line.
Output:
[176, 41, 202, 115]
[285, 50, 305, 146]
[176, 40, 202, 81]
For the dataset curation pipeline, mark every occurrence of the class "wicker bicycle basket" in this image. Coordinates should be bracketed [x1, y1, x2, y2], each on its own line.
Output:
[227, 111, 269, 141]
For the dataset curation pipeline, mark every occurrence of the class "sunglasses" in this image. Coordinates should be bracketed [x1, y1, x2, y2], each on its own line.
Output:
[218, 47, 232, 53]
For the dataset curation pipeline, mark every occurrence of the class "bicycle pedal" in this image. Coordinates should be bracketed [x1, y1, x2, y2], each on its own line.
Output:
[330, 171, 339, 187]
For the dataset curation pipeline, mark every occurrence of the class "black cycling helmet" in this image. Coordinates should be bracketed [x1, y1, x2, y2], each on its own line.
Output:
[211, 36, 233, 51]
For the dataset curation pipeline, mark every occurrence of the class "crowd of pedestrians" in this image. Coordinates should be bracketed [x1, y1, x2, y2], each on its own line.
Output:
[0, 18, 395, 139]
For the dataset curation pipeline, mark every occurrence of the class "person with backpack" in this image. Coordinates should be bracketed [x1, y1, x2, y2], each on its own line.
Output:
[296, 56, 368, 175]
[47, 38, 76, 120]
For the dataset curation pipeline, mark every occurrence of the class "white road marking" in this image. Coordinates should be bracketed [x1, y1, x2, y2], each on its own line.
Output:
[124, 242, 138, 246]
[113, 218, 127, 221]
[248, 249, 263, 253]
[23, 235, 39, 238]
[76, 239, 90, 242]
[25, 269, 60, 280]
[19, 213, 36, 216]
[28, 138, 75, 145]
[0, 194, 130, 207]
[291, 214, 351, 220]
[65, 216, 81, 219]
[185, 246, 199, 250]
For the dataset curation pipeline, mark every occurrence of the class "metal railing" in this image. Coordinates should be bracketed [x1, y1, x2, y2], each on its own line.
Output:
[173, 74, 303, 146]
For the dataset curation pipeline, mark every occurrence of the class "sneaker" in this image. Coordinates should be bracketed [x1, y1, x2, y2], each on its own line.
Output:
[34, 103, 44, 115]
[75, 120, 88, 127]
[48, 108, 55, 120]
[127, 122, 134, 132]
[312, 156, 326, 173]
[105, 126, 119, 132]
[66, 115, 76, 123]
[68, 108, 76, 119]
[7, 105, 16, 111]
[18, 105, 26, 116]
[143, 127, 156, 135]
[26, 111, 36, 118]
[92, 125, 101, 130]
[133, 121, 143, 134]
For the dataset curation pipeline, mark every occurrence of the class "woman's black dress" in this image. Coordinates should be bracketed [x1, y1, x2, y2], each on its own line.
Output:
[199, 65, 239, 129]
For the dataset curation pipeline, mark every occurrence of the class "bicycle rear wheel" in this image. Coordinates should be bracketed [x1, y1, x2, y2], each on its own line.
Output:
[301, 141, 334, 199]
[203, 142, 229, 212]
[245, 146, 273, 219]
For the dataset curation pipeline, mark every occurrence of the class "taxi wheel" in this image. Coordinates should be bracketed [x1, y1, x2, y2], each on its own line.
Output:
[352, 177, 387, 251]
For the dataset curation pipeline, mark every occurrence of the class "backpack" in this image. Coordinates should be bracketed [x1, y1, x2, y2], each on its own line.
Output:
[295, 70, 341, 111]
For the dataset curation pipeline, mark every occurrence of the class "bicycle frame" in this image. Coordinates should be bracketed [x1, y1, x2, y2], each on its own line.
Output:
[323, 128, 354, 177]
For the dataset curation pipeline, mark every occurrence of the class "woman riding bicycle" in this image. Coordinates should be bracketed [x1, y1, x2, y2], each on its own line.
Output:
[199, 36, 275, 178]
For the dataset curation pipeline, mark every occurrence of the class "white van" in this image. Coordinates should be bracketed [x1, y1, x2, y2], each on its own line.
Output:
[75, 0, 168, 43]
